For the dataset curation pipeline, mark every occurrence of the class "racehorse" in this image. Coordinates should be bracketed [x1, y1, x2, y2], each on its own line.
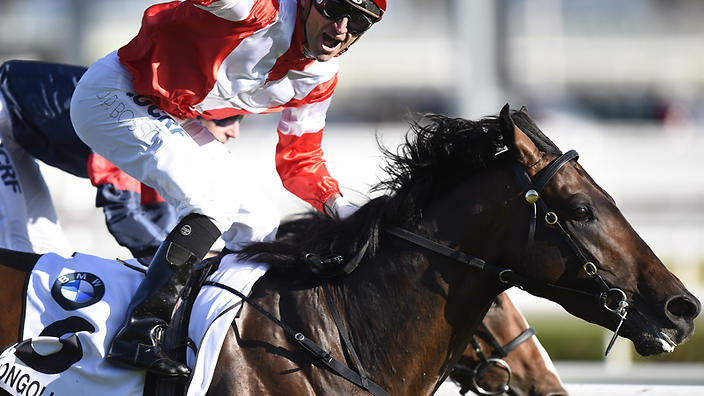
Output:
[0, 105, 699, 396]
[203, 104, 699, 395]
[450, 292, 566, 396]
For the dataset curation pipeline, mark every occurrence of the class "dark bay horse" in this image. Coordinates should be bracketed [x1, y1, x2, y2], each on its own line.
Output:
[0, 105, 700, 395]
[450, 292, 566, 396]
[203, 105, 699, 395]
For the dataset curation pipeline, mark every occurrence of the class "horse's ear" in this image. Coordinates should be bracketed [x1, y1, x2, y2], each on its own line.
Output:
[499, 103, 541, 167]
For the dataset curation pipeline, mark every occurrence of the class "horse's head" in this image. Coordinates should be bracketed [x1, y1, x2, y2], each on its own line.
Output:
[451, 292, 567, 396]
[498, 104, 701, 356]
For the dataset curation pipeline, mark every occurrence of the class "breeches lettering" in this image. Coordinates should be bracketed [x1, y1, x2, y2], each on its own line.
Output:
[0, 143, 21, 193]
[94, 91, 187, 143]
[96, 91, 138, 133]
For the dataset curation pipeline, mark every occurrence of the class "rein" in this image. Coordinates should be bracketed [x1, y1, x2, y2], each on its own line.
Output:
[387, 150, 630, 357]
[456, 324, 536, 396]
[202, 280, 390, 396]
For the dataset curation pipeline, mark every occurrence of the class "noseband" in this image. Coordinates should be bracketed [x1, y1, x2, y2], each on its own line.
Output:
[387, 150, 630, 357]
[456, 323, 536, 395]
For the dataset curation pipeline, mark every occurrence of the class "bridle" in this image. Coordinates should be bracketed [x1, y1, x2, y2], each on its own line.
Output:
[454, 322, 536, 395]
[387, 150, 630, 358]
[509, 150, 629, 354]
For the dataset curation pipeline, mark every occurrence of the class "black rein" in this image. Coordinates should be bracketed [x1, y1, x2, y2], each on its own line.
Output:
[201, 280, 391, 396]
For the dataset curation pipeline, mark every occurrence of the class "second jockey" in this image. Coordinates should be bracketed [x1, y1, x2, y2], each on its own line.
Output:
[70, 0, 388, 377]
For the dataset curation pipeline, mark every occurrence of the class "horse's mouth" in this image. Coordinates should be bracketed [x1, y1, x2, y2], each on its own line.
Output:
[620, 309, 686, 356]
[657, 331, 678, 352]
[625, 328, 678, 355]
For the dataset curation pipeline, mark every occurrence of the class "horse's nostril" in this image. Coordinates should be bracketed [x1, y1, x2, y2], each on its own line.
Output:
[666, 295, 701, 320]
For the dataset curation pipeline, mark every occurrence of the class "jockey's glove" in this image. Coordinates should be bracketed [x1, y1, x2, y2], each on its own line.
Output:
[326, 196, 358, 220]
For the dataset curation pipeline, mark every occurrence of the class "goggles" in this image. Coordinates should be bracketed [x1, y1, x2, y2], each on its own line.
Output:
[313, 0, 380, 35]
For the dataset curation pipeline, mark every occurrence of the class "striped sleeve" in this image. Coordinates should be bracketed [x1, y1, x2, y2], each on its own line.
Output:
[275, 98, 341, 212]
[188, 0, 274, 22]
[118, 0, 278, 119]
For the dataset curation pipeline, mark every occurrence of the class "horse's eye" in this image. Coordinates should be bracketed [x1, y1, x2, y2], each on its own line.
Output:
[573, 206, 591, 221]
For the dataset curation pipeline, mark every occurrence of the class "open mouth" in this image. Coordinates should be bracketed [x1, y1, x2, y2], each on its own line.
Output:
[321, 33, 342, 52]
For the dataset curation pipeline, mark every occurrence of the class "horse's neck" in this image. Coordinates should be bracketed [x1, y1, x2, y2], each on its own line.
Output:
[333, 181, 514, 393]
[210, 169, 519, 395]
[331, 253, 500, 394]
[354, 172, 519, 393]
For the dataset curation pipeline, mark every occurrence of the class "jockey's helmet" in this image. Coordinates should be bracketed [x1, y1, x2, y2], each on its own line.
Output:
[349, 0, 386, 20]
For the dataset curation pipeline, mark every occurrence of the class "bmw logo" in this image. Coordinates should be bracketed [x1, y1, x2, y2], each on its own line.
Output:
[51, 272, 106, 310]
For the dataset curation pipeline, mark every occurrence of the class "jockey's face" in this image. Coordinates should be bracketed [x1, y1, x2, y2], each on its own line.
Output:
[199, 118, 240, 143]
[303, 0, 361, 62]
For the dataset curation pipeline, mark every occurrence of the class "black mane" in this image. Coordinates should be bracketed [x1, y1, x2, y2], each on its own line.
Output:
[238, 109, 560, 274]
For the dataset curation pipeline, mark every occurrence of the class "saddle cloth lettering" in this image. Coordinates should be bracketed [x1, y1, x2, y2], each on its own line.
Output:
[0, 252, 268, 396]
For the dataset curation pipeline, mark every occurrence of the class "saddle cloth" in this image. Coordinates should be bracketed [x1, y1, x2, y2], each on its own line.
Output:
[0, 251, 268, 396]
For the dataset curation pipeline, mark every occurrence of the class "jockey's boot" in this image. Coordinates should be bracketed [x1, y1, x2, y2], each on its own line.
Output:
[106, 213, 221, 377]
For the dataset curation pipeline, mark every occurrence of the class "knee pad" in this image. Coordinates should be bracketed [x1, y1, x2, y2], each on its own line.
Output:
[165, 213, 221, 263]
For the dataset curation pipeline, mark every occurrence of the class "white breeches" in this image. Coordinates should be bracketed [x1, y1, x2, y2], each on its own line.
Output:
[70, 52, 279, 251]
[0, 92, 73, 256]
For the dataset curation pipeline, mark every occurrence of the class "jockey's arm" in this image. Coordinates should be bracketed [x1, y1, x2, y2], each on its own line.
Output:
[275, 99, 347, 214]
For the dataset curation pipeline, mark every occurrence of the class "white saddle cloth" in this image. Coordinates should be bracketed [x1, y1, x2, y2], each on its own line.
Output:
[0, 252, 267, 396]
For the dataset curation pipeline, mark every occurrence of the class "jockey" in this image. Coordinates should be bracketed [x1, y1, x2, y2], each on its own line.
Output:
[70, 0, 387, 378]
[0, 60, 240, 257]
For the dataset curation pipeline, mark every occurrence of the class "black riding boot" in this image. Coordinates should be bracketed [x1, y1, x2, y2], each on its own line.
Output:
[106, 213, 221, 377]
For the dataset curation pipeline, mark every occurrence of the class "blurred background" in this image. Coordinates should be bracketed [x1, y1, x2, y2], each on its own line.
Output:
[1, 0, 703, 393]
